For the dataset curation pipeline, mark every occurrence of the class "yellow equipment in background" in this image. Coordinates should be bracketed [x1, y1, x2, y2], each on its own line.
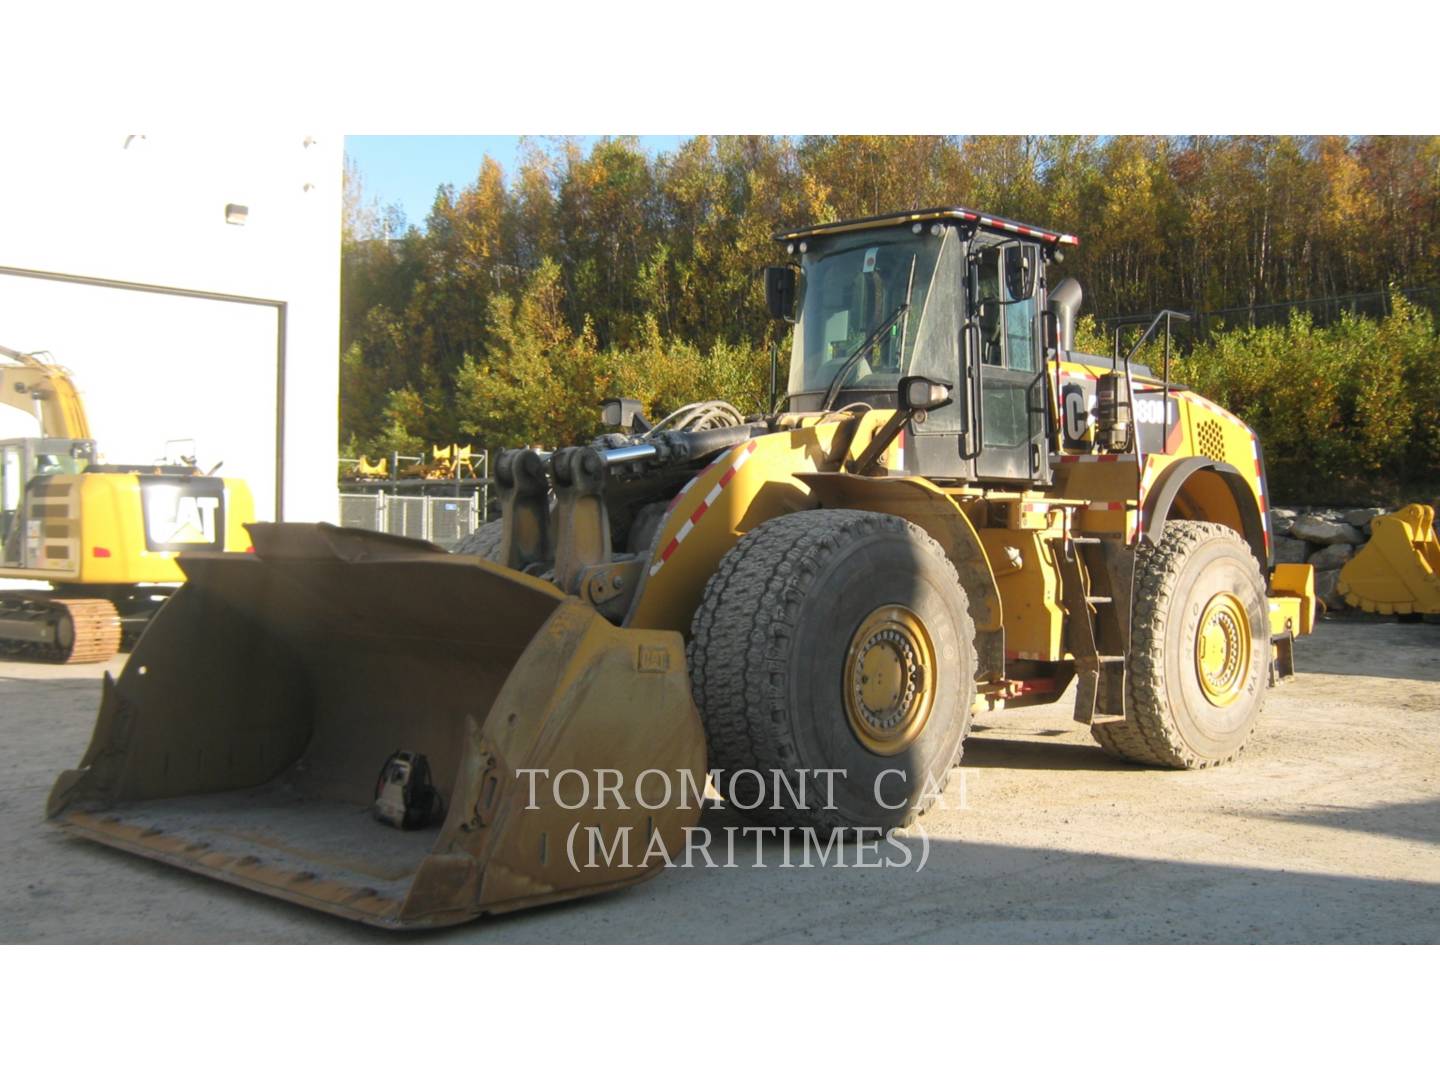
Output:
[428, 443, 477, 479]
[350, 455, 390, 479]
[1338, 504, 1440, 615]
[1, 345, 255, 662]
[49, 207, 1316, 929]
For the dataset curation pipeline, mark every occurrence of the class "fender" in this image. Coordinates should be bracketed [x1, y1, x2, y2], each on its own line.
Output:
[1143, 457, 1269, 570]
[793, 471, 1005, 682]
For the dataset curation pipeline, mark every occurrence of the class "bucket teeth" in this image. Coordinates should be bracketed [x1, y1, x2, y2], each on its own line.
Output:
[1338, 505, 1440, 616]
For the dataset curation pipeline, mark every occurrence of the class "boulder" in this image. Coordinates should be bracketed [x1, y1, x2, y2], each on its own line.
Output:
[1314, 569, 1344, 609]
[1308, 543, 1354, 571]
[1273, 535, 1310, 564]
[1291, 514, 1364, 546]
[1270, 508, 1298, 536]
[1343, 507, 1386, 529]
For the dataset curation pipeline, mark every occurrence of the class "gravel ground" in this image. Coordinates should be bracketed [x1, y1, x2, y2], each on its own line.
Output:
[2, 616, 1437, 943]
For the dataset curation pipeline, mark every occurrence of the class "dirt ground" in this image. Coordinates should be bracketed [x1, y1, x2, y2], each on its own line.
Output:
[2, 616, 1437, 943]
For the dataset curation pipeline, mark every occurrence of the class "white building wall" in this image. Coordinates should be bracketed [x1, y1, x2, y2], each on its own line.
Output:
[0, 133, 342, 523]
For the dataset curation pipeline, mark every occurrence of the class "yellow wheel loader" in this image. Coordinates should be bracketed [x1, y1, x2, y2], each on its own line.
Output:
[1, 346, 255, 662]
[49, 208, 1316, 929]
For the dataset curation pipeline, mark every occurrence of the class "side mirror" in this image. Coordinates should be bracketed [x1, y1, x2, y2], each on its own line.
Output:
[898, 375, 953, 412]
[600, 397, 649, 433]
[764, 265, 797, 322]
[1004, 244, 1038, 301]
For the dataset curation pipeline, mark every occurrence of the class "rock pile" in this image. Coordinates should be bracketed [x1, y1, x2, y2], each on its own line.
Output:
[1269, 506, 1390, 610]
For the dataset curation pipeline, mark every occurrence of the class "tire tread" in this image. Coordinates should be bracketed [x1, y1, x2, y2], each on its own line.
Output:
[1091, 520, 1266, 769]
[688, 509, 974, 831]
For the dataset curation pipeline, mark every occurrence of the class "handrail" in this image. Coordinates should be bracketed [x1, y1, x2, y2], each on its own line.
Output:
[1112, 308, 1192, 377]
[1110, 309, 1192, 521]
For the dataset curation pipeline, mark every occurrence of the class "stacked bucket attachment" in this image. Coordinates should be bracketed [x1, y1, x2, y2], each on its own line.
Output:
[1338, 504, 1440, 616]
[47, 524, 706, 929]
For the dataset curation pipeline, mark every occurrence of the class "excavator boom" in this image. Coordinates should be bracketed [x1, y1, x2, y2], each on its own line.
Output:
[0, 345, 92, 440]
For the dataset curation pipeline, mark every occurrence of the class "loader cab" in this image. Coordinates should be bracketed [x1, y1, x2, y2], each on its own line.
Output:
[773, 207, 1078, 486]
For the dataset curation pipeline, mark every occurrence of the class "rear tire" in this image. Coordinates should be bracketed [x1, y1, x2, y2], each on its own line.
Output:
[688, 509, 976, 831]
[452, 518, 503, 559]
[1091, 520, 1269, 768]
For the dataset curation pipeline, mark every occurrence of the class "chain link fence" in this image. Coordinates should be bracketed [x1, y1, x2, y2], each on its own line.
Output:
[338, 490, 487, 549]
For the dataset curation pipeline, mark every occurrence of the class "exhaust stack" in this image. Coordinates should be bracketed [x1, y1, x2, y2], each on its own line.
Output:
[1048, 277, 1082, 352]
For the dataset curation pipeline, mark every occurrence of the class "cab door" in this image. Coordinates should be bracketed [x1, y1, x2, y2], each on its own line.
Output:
[1, 442, 26, 567]
[971, 242, 1049, 484]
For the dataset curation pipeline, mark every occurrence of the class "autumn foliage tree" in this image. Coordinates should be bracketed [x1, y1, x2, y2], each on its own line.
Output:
[341, 135, 1440, 500]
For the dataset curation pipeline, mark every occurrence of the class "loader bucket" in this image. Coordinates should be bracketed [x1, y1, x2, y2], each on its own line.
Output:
[1338, 504, 1440, 616]
[47, 524, 706, 929]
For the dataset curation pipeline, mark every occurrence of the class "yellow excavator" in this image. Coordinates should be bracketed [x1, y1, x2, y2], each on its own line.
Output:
[1, 345, 255, 662]
[50, 207, 1318, 929]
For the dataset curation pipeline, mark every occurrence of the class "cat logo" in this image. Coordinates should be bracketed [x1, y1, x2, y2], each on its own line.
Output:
[637, 644, 671, 673]
[142, 482, 223, 548]
[1060, 381, 1094, 445]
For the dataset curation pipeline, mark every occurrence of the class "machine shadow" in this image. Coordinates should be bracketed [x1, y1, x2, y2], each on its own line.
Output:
[1255, 795, 1440, 848]
[962, 730, 1136, 772]
[427, 805, 1440, 944]
[19, 779, 1440, 944]
[1290, 617, 1440, 682]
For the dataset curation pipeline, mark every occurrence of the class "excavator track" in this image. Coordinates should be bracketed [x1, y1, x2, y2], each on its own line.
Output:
[0, 596, 122, 664]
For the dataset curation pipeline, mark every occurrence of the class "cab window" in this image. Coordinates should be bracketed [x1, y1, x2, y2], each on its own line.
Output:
[975, 243, 1038, 372]
[1003, 245, 1038, 373]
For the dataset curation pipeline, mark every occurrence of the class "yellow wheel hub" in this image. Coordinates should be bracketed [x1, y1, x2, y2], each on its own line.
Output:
[1194, 591, 1251, 707]
[843, 604, 935, 755]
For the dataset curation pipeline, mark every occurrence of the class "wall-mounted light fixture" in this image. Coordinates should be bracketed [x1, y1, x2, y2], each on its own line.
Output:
[225, 203, 249, 226]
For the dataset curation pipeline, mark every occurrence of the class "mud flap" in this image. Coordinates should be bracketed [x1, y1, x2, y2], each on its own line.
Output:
[47, 524, 706, 929]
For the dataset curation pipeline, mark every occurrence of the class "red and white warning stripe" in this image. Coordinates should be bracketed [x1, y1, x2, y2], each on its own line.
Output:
[975, 215, 1079, 246]
[1087, 501, 1127, 512]
[1250, 434, 1271, 553]
[666, 471, 703, 510]
[1184, 393, 1245, 430]
[649, 440, 759, 578]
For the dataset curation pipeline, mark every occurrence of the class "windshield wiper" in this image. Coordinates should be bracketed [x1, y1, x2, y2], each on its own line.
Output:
[820, 301, 910, 413]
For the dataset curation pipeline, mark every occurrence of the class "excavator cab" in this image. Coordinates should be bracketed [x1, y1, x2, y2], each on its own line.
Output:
[2, 346, 255, 662]
[0, 437, 99, 568]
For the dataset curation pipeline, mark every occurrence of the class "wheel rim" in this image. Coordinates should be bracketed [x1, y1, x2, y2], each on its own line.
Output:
[843, 604, 935, 755]
[1194, 590, 1251, 708]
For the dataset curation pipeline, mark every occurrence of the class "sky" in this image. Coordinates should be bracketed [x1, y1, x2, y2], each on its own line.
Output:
[345, 135, 687, 232]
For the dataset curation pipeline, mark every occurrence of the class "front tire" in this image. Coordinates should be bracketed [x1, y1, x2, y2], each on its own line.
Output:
[1092, 520, 1269, 768]
[452, 518, 503, 559]
[688, 509, 976, 831]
